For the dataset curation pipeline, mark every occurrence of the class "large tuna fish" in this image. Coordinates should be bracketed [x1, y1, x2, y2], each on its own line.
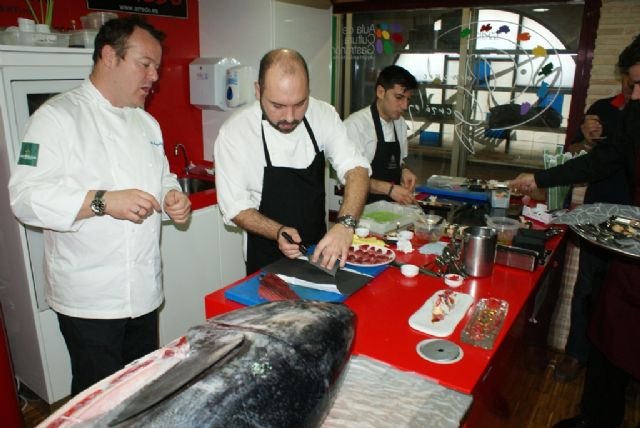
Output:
[41, 300, 355, 428]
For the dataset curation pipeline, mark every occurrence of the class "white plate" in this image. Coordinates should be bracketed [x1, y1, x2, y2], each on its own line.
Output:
[345, 244, 395, 268]
[408, 290, 473, 337]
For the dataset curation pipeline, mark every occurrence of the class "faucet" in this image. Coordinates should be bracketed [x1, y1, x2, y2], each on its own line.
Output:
[174, 143, 190, 174]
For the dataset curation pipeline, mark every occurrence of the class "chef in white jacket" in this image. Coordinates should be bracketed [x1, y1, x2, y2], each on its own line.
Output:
[8, 16, 191, 396]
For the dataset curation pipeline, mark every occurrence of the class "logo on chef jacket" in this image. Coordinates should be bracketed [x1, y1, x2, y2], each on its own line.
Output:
[17, 142, 39, 167]
[149, 140, 163, 146]
[336, 23, 403, 60]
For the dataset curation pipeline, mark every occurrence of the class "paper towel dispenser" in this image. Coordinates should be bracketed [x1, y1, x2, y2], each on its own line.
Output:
[189, 57, 244, 110]
[225, 65, 253, 108]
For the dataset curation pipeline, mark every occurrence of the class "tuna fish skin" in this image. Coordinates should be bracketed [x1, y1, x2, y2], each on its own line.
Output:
[85, 300, 354, 428]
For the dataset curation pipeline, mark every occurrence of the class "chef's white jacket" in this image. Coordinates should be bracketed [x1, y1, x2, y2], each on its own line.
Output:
[214, 98, 371, 226]
[344, 105, 410, 164]
[9, 80, 181, 319]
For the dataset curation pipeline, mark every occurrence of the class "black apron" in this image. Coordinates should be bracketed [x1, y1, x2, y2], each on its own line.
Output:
[246, 117, 327, 274]
[368, 102, 402, 204]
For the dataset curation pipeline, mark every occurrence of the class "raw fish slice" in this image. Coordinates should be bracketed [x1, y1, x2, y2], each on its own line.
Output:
[258, 273, 299, 301]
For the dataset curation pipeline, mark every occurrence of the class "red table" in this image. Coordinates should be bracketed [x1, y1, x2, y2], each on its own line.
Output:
[204, 231, 565, 422]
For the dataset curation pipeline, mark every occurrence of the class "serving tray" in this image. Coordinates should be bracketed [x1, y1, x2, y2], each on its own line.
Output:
[552, 203, 640, 259]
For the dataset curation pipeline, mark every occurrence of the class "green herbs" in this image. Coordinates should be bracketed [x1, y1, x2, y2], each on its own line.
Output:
[25, 0, 54, 26]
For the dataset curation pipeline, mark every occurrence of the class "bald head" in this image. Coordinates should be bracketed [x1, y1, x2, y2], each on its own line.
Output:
[258, 49, 309, 96]
[256, 49, 311, 134]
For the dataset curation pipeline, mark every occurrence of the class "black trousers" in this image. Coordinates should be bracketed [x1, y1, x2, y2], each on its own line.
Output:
[57, 310, 159, 396]
[580, 345, 630, 428]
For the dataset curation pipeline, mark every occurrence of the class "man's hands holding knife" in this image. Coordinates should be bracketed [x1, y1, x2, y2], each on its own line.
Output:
[276, 223, 353, 270]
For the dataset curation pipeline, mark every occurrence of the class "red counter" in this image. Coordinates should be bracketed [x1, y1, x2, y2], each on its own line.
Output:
[204, 231, 565, 414]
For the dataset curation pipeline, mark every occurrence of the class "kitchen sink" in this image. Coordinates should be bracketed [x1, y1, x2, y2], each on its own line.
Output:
[177, 176, 215, 194]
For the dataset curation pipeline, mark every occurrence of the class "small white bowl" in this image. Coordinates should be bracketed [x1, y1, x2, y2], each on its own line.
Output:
[444, 273, 464, 288]
[401, 264, 419, 278]
[355, 227, 370, 238]
[398, 230, 414, 240]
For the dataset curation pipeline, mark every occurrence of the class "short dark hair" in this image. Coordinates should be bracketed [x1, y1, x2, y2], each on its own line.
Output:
[258, 48, 309, 96]
[375, 65, 418, 91]
[92, 15, 165, 63]
[617, 34, 640, 75]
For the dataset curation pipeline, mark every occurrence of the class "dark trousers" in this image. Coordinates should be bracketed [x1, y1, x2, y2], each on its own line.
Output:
[580, 345, 629, 428]
[57, 310, 159, 396]
[565, 242, 609, 363]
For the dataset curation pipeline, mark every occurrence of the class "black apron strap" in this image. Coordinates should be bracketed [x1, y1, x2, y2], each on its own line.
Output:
[370, 102, 399, 147]
[368, 102, 402, 204]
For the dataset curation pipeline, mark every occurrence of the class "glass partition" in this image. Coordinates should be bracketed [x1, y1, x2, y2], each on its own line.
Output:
[334, 3, 586, 182]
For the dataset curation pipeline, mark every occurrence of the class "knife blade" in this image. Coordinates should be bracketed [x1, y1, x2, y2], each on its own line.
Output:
[281, 231, 339, 276]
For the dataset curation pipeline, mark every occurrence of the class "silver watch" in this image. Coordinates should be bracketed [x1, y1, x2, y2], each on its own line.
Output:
[336, 214, 358, 231]
[90, 190, 106, 216]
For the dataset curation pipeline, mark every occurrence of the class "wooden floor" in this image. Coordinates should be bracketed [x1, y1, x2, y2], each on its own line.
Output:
[18, 349, 640, 427]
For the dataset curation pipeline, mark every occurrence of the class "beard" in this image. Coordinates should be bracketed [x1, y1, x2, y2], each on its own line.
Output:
[261, 106, 302, 134]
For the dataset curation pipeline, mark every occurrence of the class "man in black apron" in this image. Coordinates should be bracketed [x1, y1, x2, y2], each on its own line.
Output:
[345, 65, 419, 204]
[214, 49, 370, 275]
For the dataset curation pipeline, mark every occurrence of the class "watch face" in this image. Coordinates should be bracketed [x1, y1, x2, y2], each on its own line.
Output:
[91, 200, 105, 216]
[91, 190, 106, 216]
[338, 215, 357, 229]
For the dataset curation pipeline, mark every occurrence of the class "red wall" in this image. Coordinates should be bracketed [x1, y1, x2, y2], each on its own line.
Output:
[0, 0, 203, 172]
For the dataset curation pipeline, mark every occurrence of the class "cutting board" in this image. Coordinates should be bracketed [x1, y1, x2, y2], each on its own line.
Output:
[224, 258, 388, 307]
[416, 185, 489, 202]
[224, 274, 348, 306]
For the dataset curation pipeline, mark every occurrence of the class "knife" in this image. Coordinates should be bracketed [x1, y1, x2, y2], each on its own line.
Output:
[281, 231, 339, 276]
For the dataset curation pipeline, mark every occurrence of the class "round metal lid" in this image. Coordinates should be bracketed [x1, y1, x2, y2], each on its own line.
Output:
[416, 339, 463, 364]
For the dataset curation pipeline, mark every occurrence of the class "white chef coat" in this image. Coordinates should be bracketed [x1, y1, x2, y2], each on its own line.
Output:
[9, 80, 181, 319]
[214, 97, 371, 226]
[344, 105, 410, 164]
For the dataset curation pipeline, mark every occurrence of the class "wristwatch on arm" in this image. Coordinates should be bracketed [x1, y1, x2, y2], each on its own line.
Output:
[336, 214, 358, 231]
[90, 190, 107, 216]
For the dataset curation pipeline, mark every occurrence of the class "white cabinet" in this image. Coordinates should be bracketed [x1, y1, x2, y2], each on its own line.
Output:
[159, 204, 244, 345]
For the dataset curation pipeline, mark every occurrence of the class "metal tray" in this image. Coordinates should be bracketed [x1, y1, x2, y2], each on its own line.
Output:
[553, 203, 640, 260]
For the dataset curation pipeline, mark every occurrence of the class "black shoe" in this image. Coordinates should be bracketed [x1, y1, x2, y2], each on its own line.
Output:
[552, 416, 587, 428]
[554, 356, 584, 383]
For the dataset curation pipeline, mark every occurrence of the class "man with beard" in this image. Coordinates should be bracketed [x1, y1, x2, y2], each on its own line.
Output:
[345, 65, 419, 204]
[214, 49, 370, 274]
[509, 34, 640, 427]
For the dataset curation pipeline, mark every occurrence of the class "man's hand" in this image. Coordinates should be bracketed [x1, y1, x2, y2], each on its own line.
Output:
[276, 226, 305, 259]
[103, 189, 162, 222]
[311, 224, 353, 269]
[581, 115, 603, 146]
[390, 184, 415, 205]
[164, 189, 192, 224]
[508, 173, 538, 195]
[401, 167, 417, 192]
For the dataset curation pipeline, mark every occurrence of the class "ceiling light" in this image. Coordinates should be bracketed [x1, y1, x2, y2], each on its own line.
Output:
[532, 8, 550, 12]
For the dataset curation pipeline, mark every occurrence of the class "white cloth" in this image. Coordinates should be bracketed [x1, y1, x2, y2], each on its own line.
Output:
[9, 80, 181, 319]
[344, 105, 409, 163]
[214, 98, 371, 226]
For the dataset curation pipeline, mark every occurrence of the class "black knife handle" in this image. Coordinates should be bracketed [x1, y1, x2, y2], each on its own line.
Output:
[281, 231, 308, 253]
